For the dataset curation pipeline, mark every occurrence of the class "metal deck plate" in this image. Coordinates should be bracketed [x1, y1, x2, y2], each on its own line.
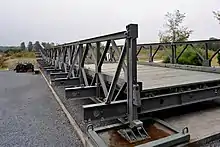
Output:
[84, 63, 220, 90]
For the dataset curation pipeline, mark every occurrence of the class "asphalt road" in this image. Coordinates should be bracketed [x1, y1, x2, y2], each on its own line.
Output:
[0, 71, 82, 147]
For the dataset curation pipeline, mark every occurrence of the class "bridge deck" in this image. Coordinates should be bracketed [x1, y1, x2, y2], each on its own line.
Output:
[38, 60, 220, 146]
[85, 63, 220, 90]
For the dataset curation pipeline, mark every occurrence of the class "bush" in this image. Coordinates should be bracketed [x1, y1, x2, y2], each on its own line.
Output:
[163, 46, 203, 66]
[217, 53, 220, 65]
[0, 56, 7, 68]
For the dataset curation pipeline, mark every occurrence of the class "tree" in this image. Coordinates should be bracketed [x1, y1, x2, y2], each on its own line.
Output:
[33, 41, 43, 51]
[159, 10, 193, 43]
[20, 42, 26, 50]
[27, 41, 33, 51]
[213, 11, 220, 23]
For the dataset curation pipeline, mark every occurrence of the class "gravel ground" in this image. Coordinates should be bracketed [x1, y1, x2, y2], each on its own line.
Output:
[41, 70, 118, 134]
[0, 71, 82, 147]
[201, 140, 220, 147]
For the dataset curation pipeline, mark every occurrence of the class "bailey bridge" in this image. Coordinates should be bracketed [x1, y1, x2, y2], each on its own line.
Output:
[36, 24, 220, 147]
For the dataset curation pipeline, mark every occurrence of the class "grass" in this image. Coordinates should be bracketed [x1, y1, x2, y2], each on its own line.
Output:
[5, 51, 36, 58]
[0, 68, 8, 70]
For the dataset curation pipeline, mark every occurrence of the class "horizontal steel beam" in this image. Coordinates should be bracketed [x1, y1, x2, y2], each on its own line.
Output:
[83, 85, 220, 121]
[141, 79, 220, 98]
[50, 72, 68, 80]
[84, 100, 127, 122]
[51, 77, 80, 87]
[65, 86, 97, 99]
[43, 66, 54, 70]
[138, 39, 220, 46]
[46, 69, 63, 74]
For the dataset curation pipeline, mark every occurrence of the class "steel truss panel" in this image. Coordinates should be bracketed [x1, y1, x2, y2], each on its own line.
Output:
[65, 86, 97, 99]
[83, 85, 220, 121]
[137, 39, 220, 66]
[36, 23, 208, 146]
[51, 77, 80, 87]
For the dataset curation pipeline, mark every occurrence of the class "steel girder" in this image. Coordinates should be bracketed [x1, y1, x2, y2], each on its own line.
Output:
[84, 85, 220, 121]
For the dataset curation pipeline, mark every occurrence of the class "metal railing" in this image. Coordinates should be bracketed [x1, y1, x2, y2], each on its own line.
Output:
[136, 39, 220, 66]
[39, 24, 140, 124]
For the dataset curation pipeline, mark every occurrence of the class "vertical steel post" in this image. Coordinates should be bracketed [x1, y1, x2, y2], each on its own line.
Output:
[50, 49, 53, 65]
[174, 44, 177, 64]
[96, 42, 101, 99]
[63, 47, 67, 72]
[59, 47, 63, 69]
[205, 43, 209, 60]
[171, 44, 175, 64]
[204, 43, 211, 66]
[70, 45, 75, 65]
[55, 48, 58, 69]
[67, 46, 71, 66]
[78, 44, 83, 84]
[109, 47, 113, 62]
[61, 46, 64, 71]
[126, 24, 139, 123]
[149, 45, 153, 62]
[51, 49, 54, 66]
[48, 49, 50, 64]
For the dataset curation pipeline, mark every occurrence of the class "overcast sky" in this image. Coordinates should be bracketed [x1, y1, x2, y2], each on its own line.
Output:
[0, 0, 219, 46]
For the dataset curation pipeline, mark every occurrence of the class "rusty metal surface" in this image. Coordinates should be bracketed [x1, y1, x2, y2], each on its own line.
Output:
[98, 123, 174, 147]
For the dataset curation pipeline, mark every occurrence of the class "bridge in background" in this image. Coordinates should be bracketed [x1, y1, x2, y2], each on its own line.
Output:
[36, 24, 220, 147]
